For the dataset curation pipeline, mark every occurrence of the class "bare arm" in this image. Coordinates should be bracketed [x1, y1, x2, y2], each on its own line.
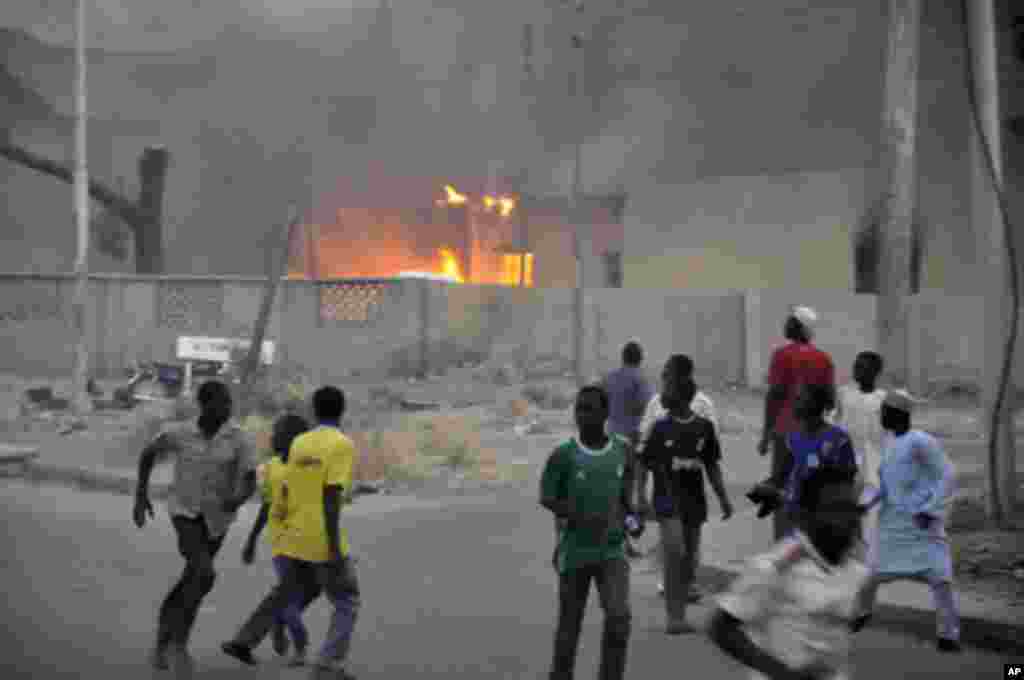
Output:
[245, 503, 270, 549]
[324, 485, 344, 559]
[135, 437, 167, 502]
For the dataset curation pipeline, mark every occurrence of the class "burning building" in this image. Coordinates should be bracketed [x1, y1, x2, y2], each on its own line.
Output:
[289, 179, 536, 287]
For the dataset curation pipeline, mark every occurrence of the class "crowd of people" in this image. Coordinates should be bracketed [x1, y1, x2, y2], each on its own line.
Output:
[131, 305, 963, 680]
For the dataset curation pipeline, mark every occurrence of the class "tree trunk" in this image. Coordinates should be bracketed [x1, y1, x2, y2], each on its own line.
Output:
[134, 147, 170, 275]
[968, 0, 1019, 526]
[0, 141, 168, 274]
[876, 0, 922, 388]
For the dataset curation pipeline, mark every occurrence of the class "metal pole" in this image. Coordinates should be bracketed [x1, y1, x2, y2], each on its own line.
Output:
[70, 0, 91, 415]
[570, 2, 586, 389]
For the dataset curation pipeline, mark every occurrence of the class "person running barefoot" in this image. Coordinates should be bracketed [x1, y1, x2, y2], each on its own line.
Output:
[541, 385, 644, 680]
[237, 413, 322, 667]
[641, 374, 733, 634]
[851, 390, 962, 653]
[709, 464, 869, 680]
[133, 380, 258, 679]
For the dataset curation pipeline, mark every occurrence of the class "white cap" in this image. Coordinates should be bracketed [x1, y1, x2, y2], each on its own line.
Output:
[883, 388, 924, 415]
[791, 306, 818, 330]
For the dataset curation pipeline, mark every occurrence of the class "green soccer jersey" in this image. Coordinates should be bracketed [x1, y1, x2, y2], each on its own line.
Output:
[541, 435, 630, 574]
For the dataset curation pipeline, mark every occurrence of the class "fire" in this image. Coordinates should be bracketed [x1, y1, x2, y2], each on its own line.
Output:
[501, 253, 534, 287]
[483, 194, 516, 218]
[441, 184, 468, 206]
[437, 247, 465, 283]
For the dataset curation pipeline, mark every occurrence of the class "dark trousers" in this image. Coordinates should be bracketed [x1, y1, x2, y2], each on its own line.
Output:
[233, 556, 360, 663]
[656, 518, 701, 624]
[157, 516, 226, 648]
[550, 558, 631, 680]
[770, 433, 795, 541]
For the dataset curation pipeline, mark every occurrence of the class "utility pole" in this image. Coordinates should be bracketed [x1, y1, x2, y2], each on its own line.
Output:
[70, 0, 92, 416]
[967, 0, 1018, 526]
[238, 206, 301, 417]
[876, 0, 922, 388]
[569, 0, 587, 389]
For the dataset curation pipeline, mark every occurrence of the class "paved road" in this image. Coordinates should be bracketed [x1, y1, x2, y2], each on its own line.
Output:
[0, 480, 1015, 680]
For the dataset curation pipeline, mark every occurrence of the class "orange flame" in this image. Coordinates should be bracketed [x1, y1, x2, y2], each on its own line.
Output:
[438, 247, 465, 283]
[442, 184, 468, 206]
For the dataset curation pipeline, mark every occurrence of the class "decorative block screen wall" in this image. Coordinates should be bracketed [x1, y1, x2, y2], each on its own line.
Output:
[318, 281, 398, 325]
[157, 281, 225, 331]
[0, 279, 64, 324]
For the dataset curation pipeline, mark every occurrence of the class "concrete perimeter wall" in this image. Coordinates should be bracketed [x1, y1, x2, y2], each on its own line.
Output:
[0, 273, 1020, 393]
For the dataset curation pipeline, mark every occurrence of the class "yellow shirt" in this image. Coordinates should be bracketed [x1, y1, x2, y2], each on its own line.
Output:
[273, 426, 355, 563]
[260, 456, 288, 555]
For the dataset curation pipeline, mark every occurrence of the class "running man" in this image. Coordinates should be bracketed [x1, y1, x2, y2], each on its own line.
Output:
[133, 380, 259, 679]
[223, 386, 362, 679]
[540, 385, 644, 680]
[236, 413, 322, 667]
[709, 464, 869, 680]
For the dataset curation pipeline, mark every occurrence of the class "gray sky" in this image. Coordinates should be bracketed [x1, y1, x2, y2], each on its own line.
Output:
[5, 0, 374, 52]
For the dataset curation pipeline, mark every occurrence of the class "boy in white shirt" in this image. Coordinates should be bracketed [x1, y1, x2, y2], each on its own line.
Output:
[832, 351, 885, 565]
[709, 464, 869, 680]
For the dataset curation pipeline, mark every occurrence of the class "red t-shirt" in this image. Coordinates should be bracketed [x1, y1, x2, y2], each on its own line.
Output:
[766, 342, 835, 435]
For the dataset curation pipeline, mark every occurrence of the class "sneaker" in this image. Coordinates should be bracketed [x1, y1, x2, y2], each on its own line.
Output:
[221, 641, 259, 666]
[272, 622, 290, 657]
[936, 638, 962, 654]
[310, 658, 356, 680]
[288, 647, 308, 668]
[657, 582, 665, 596]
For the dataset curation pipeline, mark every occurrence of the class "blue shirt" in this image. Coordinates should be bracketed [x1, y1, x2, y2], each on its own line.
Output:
[782, 425, 857, 514]
[602, 366, 654, 437]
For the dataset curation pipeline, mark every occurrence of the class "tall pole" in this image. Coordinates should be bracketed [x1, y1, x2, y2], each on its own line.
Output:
[967, 0, 1017, 525]
[570, 1, 586, 389]
[876, 0, 922, 388]
[70, 0, 92, 415]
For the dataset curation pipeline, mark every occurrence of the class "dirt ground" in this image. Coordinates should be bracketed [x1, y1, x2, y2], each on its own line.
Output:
[3, 369, 1023, 606]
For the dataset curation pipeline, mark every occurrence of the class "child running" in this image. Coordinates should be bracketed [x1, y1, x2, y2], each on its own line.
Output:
[832, 351, 886, 564]
[709, 464, 869, 680]
[540, 385, 644, 680]
[640, 374, 733, 634]
[237, 413, 322, 667]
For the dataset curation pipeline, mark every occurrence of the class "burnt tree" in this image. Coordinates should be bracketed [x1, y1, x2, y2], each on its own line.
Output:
[0, 141, 169, 274]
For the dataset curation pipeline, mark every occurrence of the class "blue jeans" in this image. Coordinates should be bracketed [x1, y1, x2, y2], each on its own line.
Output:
[233, 556, 360, 663]
[272, 556, 311, 650]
